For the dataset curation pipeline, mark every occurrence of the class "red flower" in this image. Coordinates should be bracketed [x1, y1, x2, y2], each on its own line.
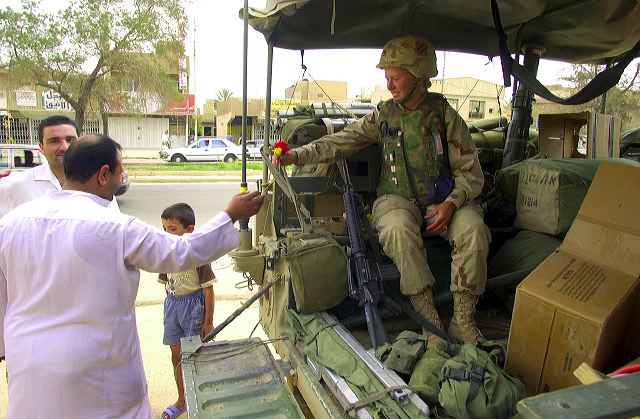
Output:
[272, 141, 289, 156]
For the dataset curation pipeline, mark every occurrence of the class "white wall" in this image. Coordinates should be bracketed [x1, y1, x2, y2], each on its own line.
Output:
[108, 117, 169, 148]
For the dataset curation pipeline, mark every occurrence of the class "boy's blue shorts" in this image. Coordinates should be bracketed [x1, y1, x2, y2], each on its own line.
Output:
[163, 289, 205, 345]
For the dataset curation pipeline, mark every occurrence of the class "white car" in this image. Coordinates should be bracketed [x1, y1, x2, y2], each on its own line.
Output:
[244, 140, 265, 160]
[0, 144, 45, 179]
[162, 137, 242, 163]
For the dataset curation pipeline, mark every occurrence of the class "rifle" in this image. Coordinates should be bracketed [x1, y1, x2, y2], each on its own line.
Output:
[339, 158, 397, 349]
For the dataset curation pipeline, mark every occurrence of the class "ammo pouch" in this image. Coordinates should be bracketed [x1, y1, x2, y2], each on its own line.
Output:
[281, 230, 348, 314]
[375, 331, 427, 375]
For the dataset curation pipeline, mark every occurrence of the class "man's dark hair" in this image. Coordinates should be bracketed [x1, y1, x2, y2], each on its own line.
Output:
[161, 203, 196, 228]
[38, 115, 78, 144]
[64, 134, 122, 182]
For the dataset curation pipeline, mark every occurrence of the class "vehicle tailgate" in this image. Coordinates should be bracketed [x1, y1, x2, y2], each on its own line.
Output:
[181, 336, 304, 418]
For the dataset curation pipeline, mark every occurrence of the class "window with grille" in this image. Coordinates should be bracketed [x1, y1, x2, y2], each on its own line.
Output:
[83, 120, 102, 134]
[4, 118, 31, 144]
[446, 98, 459, 111]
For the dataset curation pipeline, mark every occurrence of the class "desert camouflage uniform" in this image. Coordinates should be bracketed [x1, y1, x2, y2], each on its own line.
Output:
[294, 93, 490, 297]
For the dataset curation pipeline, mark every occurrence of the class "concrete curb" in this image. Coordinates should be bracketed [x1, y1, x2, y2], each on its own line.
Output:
[129, 175, 261, 184]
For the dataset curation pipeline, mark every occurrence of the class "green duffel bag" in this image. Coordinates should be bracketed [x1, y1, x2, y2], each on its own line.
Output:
[488, 229, 563, 277]
[375, 331, 427, 375]
[438, 342, 526, 419]
[493, 155, 545, 205]
[409, 342, 460, 406]
[280, 230, 348, 313]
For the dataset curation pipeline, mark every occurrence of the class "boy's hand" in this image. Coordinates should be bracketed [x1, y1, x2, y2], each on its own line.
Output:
[201, 322, 214, 338]
[225, 191, 264, 222]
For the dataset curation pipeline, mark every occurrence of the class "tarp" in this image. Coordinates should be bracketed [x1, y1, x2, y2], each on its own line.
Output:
[246, 0, 640, 64]
[285, 310, 427, 418]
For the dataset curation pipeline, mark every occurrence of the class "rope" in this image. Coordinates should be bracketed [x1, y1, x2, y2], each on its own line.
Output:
[345, 385, 413, 414]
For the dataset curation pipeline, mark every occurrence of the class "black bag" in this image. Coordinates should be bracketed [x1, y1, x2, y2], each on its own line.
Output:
[481, 189, 516, 228]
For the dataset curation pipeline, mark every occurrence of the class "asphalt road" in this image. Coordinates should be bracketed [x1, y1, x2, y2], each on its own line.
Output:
[117, 182, 252, 228]
[0, 182, 268, 419]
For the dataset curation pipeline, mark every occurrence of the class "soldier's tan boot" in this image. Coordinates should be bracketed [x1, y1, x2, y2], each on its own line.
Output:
[449, 292, 486, 344]
[409, 288, 445, 347]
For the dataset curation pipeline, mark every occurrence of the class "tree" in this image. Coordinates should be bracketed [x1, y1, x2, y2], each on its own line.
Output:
[188, 114, 203, 137]
[561, 61, 640, 129]
[215, 88, 234, 102]
[0, 0, 188, 132]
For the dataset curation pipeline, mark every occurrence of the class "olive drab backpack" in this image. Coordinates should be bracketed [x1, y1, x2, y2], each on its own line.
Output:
[437, 342, 526, 419]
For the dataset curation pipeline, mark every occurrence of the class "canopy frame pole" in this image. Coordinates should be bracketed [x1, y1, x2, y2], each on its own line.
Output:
[263, 44, 274, 185]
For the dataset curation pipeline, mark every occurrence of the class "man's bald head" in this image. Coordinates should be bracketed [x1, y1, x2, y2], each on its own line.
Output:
[64, 134, 122, 183]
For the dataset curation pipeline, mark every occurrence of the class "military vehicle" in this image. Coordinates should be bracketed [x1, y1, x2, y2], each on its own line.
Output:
[180, 1, 640, 417]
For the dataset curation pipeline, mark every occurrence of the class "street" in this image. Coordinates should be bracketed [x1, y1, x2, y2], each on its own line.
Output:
[0, 182, 268, 418]
[117, 182, 250, 228]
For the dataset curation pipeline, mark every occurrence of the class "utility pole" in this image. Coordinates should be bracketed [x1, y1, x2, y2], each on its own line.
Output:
[193, 17, 198, 143]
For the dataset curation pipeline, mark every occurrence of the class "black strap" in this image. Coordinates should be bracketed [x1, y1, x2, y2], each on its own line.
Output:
[509, 47, 640, 105]
[466, 365, 486, 405]
[444, 364, 486, 419]
[490, 0, 512, 88]
[490, 0, 640, 105]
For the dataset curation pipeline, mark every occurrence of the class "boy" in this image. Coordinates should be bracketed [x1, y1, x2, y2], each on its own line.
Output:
[159, 203, 216, 419]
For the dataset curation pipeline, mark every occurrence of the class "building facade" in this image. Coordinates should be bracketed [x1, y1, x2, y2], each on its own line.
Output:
[370, 77, 505, 121]
[0, 56, 194, 149]
[284, 80, 348, 104]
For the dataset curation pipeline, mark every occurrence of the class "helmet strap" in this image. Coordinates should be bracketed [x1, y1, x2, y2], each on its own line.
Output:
[396, 77, 423, 107]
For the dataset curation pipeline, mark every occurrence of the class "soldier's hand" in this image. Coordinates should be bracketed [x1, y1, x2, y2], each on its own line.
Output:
[272, 149, 298, 168]
[225, 191, 264, 222]
[425, 201, 456, 235]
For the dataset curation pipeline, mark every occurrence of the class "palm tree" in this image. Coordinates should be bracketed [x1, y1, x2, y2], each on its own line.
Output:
[215, 89, 234, 101]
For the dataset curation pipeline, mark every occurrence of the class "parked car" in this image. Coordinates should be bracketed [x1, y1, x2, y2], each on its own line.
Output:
[116, 170, 130, 196]
[245, 140, 265, 160]
[0, 143, 129, 195]
[161, 137, 242, 163]
[0, 144, 45, 179]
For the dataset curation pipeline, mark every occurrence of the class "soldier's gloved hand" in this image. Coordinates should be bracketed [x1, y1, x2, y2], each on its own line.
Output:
[272, 149, 298, 168]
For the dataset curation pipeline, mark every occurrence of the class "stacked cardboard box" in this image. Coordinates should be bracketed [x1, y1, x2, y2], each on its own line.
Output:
[506, 162, 640, 394]
[538, 112, 621, 159]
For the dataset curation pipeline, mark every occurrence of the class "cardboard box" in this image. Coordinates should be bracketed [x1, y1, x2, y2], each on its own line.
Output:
[538, 112, 621, 159]
[505, 162, 640, 394]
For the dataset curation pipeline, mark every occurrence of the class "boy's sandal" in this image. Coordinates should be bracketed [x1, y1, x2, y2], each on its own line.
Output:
[161, 405, 186, 419]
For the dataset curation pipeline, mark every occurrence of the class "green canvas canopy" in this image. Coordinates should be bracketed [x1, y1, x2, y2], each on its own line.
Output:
[246, 0, 640, 64]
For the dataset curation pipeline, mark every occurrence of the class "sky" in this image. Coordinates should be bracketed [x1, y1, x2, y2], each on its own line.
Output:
[189, 1, 575, 107]
[1, 0, 577, 108]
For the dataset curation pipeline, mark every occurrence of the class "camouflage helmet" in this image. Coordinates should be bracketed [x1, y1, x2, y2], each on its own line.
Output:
[376, 36, 438, 80]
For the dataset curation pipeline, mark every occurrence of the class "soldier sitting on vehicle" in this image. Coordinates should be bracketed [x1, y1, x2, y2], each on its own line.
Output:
[275, 35, 491, 345]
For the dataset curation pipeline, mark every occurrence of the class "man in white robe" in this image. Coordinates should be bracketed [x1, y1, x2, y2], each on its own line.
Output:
[0, 134, 264, 418]
[0, 115, 119, 218]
